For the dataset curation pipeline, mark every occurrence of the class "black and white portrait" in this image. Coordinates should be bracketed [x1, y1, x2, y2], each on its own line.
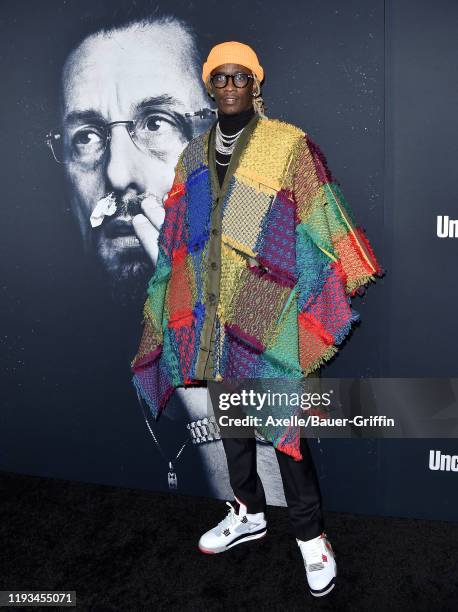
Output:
[2, 0, 385, 511]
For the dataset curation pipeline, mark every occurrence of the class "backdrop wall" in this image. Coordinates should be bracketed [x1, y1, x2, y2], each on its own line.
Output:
[1, 0, 456, 521]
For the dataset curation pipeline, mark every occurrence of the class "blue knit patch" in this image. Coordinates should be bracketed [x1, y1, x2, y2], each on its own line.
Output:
[295, 224, 330, 310]
[186, 166, 212, 252]
[256, 191, 296, 281]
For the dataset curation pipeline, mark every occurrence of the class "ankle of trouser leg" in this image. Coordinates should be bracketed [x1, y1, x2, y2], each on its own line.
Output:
[294, 525, 324, 543]
[245, 504, 266, 514]
[234, 495, 265, 515]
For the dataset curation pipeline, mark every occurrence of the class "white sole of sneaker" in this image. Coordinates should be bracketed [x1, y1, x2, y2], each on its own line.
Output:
[198, 529, 267, 554]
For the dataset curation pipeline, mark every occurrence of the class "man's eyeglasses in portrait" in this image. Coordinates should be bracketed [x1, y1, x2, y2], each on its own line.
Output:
[45, 108, 215, 166]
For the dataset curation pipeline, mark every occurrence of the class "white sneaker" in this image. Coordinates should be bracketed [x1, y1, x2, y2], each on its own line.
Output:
[198, 496, 267, 554]
[296, 532, 337, 597]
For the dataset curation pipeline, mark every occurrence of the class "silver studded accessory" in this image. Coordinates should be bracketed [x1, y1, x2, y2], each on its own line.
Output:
[187, 416, 221, 444]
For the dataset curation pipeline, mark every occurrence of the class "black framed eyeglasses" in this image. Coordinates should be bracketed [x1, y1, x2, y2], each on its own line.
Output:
[45, 107, 216, 166]
[210, 72, 254, 89]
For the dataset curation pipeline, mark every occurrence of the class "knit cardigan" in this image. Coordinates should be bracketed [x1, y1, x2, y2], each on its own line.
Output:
[131, 113, 383, 460]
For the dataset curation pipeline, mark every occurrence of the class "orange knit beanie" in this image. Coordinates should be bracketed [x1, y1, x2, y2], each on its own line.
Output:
[202, 41, 264, 84]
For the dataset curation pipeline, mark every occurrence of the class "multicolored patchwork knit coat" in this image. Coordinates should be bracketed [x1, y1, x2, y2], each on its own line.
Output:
[131, 113, 383, 460]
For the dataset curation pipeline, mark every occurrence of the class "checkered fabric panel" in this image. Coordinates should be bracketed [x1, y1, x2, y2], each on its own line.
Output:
[222, 176, 273, 253]
[227, 265, 294, 349]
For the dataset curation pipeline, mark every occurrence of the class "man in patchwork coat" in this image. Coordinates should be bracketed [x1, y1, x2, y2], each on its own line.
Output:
[131, 41, 383, 598]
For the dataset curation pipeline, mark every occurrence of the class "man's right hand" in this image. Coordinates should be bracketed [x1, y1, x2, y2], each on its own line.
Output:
[132, 194, 166, 267]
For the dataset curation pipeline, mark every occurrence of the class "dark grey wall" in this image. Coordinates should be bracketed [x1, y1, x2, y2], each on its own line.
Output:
[384, 0, 458, 378]
[319, 0, 458, 522]
[1, 0, 456, 521]
[373, 0, 458, 521]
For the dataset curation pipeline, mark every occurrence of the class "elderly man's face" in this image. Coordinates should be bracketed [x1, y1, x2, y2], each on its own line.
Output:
[61, 24, 209, 283]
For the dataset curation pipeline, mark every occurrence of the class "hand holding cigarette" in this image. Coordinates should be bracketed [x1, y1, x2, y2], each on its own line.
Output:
[132, 194, 166, 267]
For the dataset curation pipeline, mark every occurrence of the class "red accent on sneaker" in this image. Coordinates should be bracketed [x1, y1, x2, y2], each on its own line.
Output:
[322, 554, 328, 562]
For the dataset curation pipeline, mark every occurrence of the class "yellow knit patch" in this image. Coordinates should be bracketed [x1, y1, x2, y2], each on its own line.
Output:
[217, 242, 248, 322]
[234, 169, 281, 196]
[216, 314, 225, 378]
[237, 117, 304, 188]
[185, 253, 197, 306]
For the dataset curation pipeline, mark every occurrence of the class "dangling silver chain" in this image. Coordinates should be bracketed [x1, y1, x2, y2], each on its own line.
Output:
[135, 386, 222, 489]
[215, 122, 244, 156]
[135, 387, 188, 489]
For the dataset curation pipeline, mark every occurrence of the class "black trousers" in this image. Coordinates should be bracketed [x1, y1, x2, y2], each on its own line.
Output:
[221, 435, 324, 542]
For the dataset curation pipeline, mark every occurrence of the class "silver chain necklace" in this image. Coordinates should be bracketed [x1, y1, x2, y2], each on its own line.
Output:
[135, 388, 222, 489]
[143, 416, 188, 490]
[215, 122, 244, 156]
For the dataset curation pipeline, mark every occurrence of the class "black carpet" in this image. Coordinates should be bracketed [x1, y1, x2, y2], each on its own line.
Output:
[1, 470, 457, 611]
